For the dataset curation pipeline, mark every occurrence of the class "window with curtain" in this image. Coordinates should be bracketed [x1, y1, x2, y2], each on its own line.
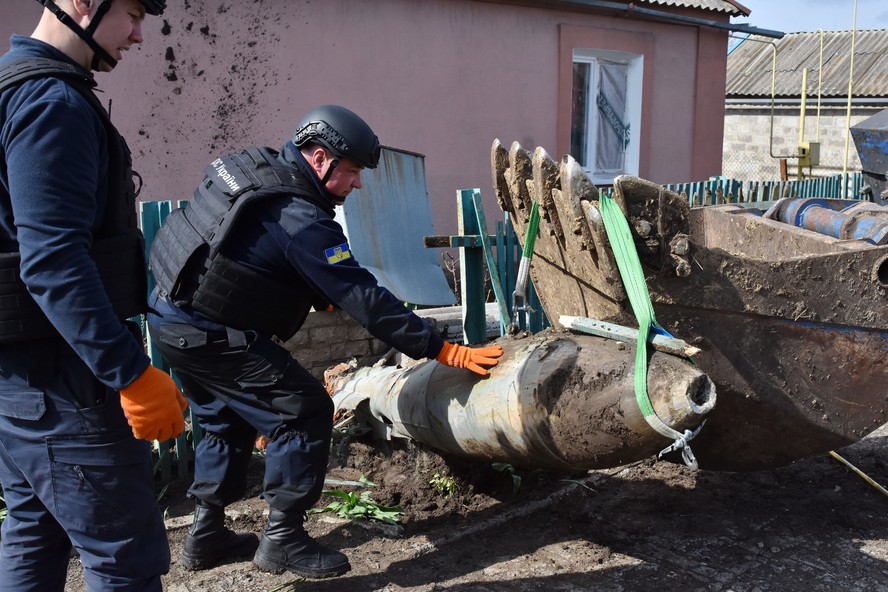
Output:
[570, 49, 642, 184]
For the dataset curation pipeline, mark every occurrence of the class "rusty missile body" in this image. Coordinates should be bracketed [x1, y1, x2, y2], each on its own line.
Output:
[329, 331, 715, 472]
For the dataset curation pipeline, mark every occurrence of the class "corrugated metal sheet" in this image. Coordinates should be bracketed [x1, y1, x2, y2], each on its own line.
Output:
[641, 0, 745, 15]
[473, 0, 746, 17]
[727, 29, 888, 98]
[336, 147, 457, 307]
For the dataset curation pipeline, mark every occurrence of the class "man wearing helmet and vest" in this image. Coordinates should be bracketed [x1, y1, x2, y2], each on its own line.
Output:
[0, 0, 186, 590]
[146, 104, 504, 579]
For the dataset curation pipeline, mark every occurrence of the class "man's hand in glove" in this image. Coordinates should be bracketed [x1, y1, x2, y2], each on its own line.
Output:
[119, 365, 189, 442]
[435, 341, 504, 376]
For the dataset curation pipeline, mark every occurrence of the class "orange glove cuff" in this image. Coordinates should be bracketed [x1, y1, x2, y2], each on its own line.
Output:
[120, 365, 187, 442]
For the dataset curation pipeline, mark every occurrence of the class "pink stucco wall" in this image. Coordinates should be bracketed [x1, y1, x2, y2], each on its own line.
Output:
[2, 0, 729, 237]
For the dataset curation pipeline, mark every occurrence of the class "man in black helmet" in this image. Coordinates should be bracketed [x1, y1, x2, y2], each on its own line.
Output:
[0, 0, 185, 590]
[146, 104, 504, 579]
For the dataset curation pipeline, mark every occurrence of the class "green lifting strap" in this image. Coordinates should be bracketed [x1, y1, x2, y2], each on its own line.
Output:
[598, 194, 703, 469]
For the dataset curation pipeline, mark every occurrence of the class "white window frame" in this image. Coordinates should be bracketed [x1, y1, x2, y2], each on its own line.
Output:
[571, 49, 643, 184]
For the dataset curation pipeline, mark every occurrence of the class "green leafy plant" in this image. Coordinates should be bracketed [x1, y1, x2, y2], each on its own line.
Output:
[491, 462, 522, 495]
[561, 478, 598, 493]
[429, 473, 458, 498]
[155, 482, 170, 504]
[308, 477, 404, 525]
[150, 454, 172, 510]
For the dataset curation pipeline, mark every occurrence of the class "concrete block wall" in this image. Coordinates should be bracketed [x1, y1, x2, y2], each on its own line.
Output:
[281, 304, 503, 381]
[282, 309, 392, 380]
[722, 104, 881, 182]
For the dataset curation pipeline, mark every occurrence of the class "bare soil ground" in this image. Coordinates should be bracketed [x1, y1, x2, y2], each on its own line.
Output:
[63, 423, 887, 592]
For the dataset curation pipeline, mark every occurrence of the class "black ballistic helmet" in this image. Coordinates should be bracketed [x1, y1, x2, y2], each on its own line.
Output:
[292, 105, 381, 169]
[36, 0, 166, 70]
[139, 0, 167, 15]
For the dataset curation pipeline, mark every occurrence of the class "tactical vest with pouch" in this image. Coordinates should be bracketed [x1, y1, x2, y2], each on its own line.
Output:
[0, 57, 147, 344]
[149, 147, 328, 339]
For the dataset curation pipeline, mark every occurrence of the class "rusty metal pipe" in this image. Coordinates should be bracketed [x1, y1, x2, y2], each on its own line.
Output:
[329, 332, 716, 472]
[776, 198, 888, 244]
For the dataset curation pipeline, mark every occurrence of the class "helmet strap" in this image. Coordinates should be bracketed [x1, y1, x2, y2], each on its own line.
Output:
[40, 0, 119, 70]
[320, 158, 339, 185]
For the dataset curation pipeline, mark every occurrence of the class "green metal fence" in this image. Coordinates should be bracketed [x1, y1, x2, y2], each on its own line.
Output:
[139, 200, 198, 482]
[663, 172, 863, 208]
[454, 188, 549, 344]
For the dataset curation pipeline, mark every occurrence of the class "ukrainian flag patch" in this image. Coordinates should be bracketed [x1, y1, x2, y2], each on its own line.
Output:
[325, 242, 352, 264]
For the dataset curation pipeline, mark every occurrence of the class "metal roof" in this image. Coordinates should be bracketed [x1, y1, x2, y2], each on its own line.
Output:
[641, 0, 747, 15]
[726, 29, 888, 98]
[472, 0, 747, 17]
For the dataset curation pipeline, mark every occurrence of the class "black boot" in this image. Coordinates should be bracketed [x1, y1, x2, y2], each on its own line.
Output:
[253, 509, 350, 578]
[180, 500, 260, 570]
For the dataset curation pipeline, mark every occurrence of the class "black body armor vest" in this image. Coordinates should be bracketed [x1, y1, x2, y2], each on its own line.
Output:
[149, 147, 327, 339]
[0, 57, 147, 343]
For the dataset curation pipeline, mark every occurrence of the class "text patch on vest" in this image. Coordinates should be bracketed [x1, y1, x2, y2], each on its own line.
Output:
[206, 155, 257, 197]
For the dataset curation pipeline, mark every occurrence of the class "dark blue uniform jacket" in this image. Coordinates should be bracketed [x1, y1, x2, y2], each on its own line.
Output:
[154, 143, 444, 361]
[0, 36, 148, 390]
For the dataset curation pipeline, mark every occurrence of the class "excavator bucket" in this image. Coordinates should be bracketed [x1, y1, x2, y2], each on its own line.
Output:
[491, 139, 888, 471]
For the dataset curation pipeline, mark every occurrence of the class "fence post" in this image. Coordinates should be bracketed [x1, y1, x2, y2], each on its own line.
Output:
[504, 216, 526, 330]
[458, 189, 487, 344]
[470, 191, 510, 334]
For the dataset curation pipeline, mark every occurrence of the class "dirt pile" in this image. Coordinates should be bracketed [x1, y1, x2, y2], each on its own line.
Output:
[63, 424, 887, 592]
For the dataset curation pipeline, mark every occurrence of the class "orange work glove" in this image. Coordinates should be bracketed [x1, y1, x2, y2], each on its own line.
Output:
[119, 365, 189, 442]
[435, 341, 504, 376]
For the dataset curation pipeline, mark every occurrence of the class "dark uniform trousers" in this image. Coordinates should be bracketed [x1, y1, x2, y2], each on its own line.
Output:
[147, 317, 333, 514]
[0, 340, 169, 592]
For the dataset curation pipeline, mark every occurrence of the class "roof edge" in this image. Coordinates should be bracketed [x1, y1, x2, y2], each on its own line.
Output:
[471, 0, 750, 18]
[723, 0, 750, 18]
